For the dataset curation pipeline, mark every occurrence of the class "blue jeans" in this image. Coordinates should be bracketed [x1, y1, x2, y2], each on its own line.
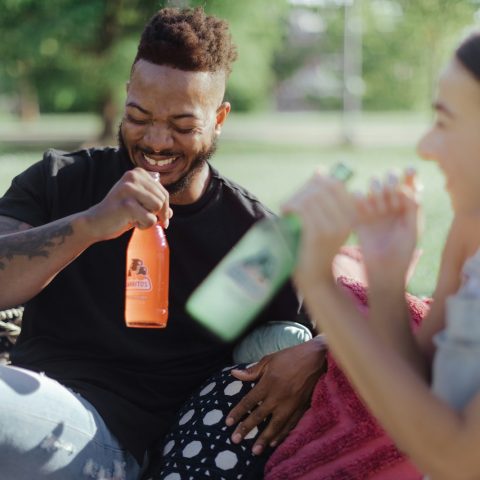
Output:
[0, 364, 141, 480]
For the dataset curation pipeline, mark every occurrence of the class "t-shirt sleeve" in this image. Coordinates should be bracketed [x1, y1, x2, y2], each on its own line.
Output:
[0, 152, 53, 227]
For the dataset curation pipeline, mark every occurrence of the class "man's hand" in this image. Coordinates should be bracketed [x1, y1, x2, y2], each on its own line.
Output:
[226, 340, 326, 455]
[84, 168, 172, 241]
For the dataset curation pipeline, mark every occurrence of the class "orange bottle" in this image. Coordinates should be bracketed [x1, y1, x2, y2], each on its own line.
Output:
[124, 175, 169, 328]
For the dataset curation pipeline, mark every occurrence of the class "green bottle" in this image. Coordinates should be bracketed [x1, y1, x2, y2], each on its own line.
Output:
[186, 162, 353, 342]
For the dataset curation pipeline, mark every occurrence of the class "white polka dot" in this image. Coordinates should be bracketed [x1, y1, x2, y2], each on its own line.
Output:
[164, 474, 181, 480]
[163, 439, 175, 455]
[203, 409, 223, 426]
[215, 450, 238, 470]
[244, 426, 258, 440]
[179, 409, 195, 425]
[200, 382, 216, 396]
[224, 381, 242, 396]
[183, 440, 202, 458]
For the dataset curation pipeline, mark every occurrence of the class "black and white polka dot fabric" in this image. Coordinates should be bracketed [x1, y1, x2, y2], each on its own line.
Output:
[146, 364, 269, 480]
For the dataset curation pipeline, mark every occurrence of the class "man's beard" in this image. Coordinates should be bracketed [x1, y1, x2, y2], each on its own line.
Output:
[118, 123, 217, 196]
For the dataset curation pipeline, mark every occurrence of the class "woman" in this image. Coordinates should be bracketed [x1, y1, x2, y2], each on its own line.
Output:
[284, 32, 480, 480]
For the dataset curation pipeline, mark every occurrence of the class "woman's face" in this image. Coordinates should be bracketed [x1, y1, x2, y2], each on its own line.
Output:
[417, 59, 480, 214]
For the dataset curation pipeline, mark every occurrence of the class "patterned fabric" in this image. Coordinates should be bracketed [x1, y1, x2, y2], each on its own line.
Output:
[145, 364, 269, 480]
[0, 307, 23, 364]
[264, 276, 428, 480]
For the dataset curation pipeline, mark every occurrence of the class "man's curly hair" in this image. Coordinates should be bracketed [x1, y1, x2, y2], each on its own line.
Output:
[134, 7, 238, 75]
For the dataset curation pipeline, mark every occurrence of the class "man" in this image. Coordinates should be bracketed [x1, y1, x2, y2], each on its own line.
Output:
[0, 7, 325, 479]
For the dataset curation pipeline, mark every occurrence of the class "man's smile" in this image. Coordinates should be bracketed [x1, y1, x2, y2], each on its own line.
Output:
[143, 154, 178, 167]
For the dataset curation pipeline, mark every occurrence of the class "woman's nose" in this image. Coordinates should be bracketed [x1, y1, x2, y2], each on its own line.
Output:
[416, 130, 436, 162]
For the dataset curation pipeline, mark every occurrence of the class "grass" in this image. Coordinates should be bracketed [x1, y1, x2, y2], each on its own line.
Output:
[0, 112, 451, 297]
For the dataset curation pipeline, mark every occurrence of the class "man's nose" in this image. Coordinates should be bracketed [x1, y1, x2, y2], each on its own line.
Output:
[144, 123, 174, 152]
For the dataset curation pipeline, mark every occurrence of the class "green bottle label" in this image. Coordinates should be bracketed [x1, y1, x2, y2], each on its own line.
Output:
[186, 214, 301, 341]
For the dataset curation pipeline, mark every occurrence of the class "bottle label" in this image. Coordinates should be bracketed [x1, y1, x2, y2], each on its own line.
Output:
[225, 248, 275, 300]
[126, 258, 152, 291]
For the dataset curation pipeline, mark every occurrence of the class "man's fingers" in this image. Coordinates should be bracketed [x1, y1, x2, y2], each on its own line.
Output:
[230, 401, 272, 446]
[122, 198, 158, 229]
[268, 409, 305, 448]
[250, 409, 294, 455]
[226, 385, 266, 427]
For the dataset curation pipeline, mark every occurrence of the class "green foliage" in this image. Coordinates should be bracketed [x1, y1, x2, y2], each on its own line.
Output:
[362, 0, 478, 110]
[272, 0, 479, 111]
[0, 0, 164, 113]
[1, 0, 479, 115]
[195, 0, 290, 111]
[0, 0, 289, 114]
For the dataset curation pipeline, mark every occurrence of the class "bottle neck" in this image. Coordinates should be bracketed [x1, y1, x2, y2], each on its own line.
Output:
[281, 213, 302, 235]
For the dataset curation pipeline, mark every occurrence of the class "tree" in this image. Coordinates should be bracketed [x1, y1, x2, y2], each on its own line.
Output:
[194, 0, 290, 111]
[0, 0, 164, 139]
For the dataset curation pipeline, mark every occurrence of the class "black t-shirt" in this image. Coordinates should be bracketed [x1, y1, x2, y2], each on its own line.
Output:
[0, 147, 303, 463]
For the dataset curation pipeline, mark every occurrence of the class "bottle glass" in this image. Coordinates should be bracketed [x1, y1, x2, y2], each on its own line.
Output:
[124, 173, 169, 328]
[186, 162, 353, 341]
[186, 214, 301, 341]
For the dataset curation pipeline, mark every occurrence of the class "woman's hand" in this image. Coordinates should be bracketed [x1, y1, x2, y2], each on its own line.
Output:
[355, 170, 421, 291]
[282, 170, 356, 291]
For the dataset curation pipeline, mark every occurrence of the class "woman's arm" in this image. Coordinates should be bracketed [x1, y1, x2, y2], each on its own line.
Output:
[415, 215, 480, 362]
[302, 277, 480, 480]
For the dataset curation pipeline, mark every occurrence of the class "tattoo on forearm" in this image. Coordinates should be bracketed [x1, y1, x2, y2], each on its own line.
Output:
[0, 222, 74, 270]
[0, 217, 31, 234]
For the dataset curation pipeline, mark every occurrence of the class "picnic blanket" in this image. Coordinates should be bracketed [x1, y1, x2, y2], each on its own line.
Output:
[264, 275, 428, 480]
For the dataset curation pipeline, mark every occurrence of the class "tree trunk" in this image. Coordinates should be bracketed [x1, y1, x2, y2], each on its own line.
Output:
[98, 92, 118, 144]
[17, 78, 39, 122]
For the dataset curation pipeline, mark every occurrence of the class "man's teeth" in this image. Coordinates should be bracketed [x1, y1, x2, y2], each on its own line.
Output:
[144, 154, 176, 167]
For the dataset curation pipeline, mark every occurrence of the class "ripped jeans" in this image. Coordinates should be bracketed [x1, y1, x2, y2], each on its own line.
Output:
[0, 364, 141, 480]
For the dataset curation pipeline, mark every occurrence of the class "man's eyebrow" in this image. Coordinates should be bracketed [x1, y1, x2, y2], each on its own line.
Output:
[171, 113, 200, 120]
[433, 101, 454, 118]
[125, 103, 199, 120]
[126, 102, 150, 115]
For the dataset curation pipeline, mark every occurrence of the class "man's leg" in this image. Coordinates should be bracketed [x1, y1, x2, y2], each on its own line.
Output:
[145, 364, 269, 480]
[0, 364, 141, 480]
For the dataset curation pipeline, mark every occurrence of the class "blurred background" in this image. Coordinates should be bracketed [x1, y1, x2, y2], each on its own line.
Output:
[1, 0, 479, 295]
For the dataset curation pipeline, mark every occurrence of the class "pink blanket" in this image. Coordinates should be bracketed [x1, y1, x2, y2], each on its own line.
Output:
[264, 276, 429, 480]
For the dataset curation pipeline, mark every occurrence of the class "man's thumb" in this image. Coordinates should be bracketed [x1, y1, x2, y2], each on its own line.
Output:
[230, 362, 261, 380]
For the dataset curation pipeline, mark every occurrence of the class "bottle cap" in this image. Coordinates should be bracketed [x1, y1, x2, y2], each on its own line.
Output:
[148, 171, 160, 182]
[330, 162, 353, 183]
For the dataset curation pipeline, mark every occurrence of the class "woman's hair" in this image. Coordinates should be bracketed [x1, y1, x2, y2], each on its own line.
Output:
[456, 32, 480, 82]
[134, 7, 238, 75]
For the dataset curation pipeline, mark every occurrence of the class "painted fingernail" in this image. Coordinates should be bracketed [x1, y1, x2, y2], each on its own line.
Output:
[405, 166, 416, 177]
[353, 190, 364, 200]
[226, 417, 234, 427]
[386, 171, 399, 188]
[369, 177, 382, 193]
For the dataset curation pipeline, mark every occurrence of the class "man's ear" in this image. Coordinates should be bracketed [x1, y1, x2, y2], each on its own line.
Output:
[215, 102, 231, 135]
